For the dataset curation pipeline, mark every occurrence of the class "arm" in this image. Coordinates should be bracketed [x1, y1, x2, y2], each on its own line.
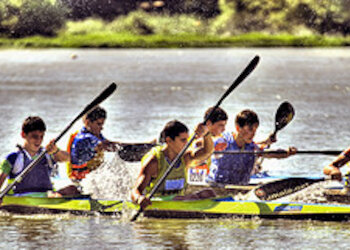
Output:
[185, 123, 214, 166]
[0, 172, 8, 191]
[323, 147, 350, 181]
[46, 139, 70, 162]
[256, 133, 277, 150]
[262, 146, 297, 159]
[131, 156, 158, 209]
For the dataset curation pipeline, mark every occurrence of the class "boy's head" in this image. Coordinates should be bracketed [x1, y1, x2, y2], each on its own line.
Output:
[84, 106, 107, 122]
[160, 120, 189, 153]
[204, 107, 228, 136]
[84, 106, 107, 136]
[22, 116, 46, 134]
[235, 110, 259, 143]
[21, 116, 46, 152]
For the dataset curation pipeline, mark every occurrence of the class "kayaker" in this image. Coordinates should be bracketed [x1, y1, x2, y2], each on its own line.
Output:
[0, 116, 78, 200]
[67, 106, 118, 182]
[187, 107, 228, 183]
[206, 109, 297, 186]
[131, 120, 214, 210]
[324, 147, 350, 192]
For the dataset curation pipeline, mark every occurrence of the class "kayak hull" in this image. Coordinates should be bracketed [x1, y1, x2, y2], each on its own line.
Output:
[0, 195, 123, 215]
[142, 196, 350, 221]
[2, 191, 350, 221]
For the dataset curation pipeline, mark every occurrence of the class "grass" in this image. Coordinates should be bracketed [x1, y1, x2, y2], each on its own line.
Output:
[0, 32, 350, 49]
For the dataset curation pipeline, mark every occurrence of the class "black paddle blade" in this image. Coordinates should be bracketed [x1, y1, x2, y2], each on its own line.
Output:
[78, 83, 117, 121]
[118, 143, 155, 162]
[216, 56, 260, 108]
[275, 101, 294, 132]
[55, 82, 117, 143]
[254, 177, 325, 201]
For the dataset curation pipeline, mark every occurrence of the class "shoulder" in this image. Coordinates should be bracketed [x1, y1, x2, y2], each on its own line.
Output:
[5, 151, 20, 165]
[141, 153, 158, 177]
[213, 131, 231, 144]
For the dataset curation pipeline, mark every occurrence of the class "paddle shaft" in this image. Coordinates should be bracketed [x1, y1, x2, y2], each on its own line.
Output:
[130, 55, 260, 221]
[214, 150, 342, 156]
[0, 83, 117, 199]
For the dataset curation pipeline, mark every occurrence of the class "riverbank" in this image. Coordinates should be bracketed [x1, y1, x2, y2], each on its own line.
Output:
[1, 33, 349, 48]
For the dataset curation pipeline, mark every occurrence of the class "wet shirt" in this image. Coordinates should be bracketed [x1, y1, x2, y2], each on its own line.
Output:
[70, 127, 105, 166]
[142, 145, 187, 196]
[0, 147, 54, 193]
[206, 131, 260, 185]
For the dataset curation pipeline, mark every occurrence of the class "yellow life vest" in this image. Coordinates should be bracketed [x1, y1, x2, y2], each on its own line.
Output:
[142, 145, 187, 196]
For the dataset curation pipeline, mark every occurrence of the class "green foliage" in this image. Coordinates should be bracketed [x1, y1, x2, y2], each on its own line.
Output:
[210, 0, 350, 35]
[107, 11, 154, 35]
[0, 0, 68, 37]
[1, 32, 349, 49]
[107, 11, 207, 36]
[64, 18, 107, 35]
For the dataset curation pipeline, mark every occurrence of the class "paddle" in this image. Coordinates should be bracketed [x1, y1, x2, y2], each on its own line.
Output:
[269, 101, 295, 141]
[214, 150, 342, 156]
[119, 101, 296, 162]
[253, 177, 328, 201]
[117, 142, 157, 162]
[0, 83, 117, 199]
[130, 55, 260, 221]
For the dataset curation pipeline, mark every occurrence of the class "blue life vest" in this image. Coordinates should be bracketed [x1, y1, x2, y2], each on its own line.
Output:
[7, 147, 54, 193]
[207, 132, 259, 185]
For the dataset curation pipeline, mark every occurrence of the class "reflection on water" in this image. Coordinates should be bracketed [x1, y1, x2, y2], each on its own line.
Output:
[0, 48, 350, 248]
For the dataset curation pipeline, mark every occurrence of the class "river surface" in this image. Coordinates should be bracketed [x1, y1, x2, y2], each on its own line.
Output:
[0, 48, 350, 249]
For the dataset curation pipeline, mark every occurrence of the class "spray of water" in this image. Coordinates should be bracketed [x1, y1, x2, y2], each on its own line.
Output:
[80, 152, 139, 200]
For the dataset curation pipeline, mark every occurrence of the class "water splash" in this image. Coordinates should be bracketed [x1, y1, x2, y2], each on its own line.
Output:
[80, 153, 138, 200]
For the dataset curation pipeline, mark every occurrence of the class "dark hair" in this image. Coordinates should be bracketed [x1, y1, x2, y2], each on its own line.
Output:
[85, 106, 106, 122]
[235, 110, 259, 128]
[204, 107, 228, 124]
[22, 116, 46, 134]
[159, 120, 189, 143]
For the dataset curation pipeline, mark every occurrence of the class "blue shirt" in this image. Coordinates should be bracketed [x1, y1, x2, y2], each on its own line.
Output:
[206, 131, 261, 185]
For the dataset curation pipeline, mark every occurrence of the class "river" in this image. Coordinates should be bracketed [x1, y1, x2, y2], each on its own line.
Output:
[0, 48, 349, 249]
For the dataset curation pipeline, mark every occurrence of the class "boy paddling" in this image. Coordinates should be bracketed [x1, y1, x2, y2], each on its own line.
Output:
[207, 109, 297, 186]
[67, 106, 118, 182]
[188, 107, 228, 184]
[131, 120, 214, 210]
[0, 116, 77, 199]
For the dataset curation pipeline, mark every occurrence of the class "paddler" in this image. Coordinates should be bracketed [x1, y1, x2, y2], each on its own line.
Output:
[187, 107, 228, 183]
[206, 109, 297, 186]
[323, 147, 350, 192]
[131, 120, 214, 210]
[67, 106, 118, 182]
[0, 116, 79, 199]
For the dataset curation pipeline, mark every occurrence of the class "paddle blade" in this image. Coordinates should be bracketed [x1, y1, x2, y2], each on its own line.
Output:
[55, 83, 117, 143]
[118, 143, 155, 162]
[216, 56, 260, 107]
[254, 177, 325, 201]
[78, 83, 117, 121]
[275, 101, 294, 132]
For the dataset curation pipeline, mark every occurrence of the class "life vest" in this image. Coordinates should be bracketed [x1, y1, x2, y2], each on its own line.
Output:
[66, 131, 104, 181]
[143, 145, 187, 196]
[187, 132, 212, 185]
[7, 146, 54, 194]
[207, 131, 258, 185]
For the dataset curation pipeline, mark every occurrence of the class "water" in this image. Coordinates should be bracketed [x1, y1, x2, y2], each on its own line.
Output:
[0, 48, 350, 249]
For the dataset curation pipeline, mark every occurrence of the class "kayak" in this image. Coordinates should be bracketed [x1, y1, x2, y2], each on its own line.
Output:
[0, 193, 123, 216]
[1, 192, 350, 221]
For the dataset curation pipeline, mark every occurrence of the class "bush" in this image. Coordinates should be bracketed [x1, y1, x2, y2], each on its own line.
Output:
[0, 0, 68, 37]
[64, 18, 106, 35]
[107, 10, 207, 35]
